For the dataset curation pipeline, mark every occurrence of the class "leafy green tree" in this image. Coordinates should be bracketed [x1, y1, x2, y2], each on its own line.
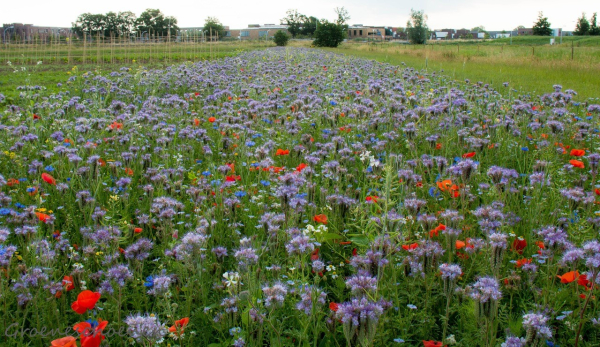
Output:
[72, 11, 137, 39]
[281, 9, 304, 38]
[203, 17, 225, 41]
[300, 16, 318, 37]
[591, 13, 600, 36]
[334, 7, 350, 30]
[574, 13, 591, 35]
[71, 13, 106, 38]
[117, 12, 137, 37]
[136, 9, 178, 37]
[406, 9, 428, 44]
[273, 30, 290, 46]
[104, 12, 120, 37]
[313, 20, 345, 47]
[532, 12, 552, 36]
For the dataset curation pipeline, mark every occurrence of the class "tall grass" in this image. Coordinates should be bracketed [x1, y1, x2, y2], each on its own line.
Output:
[322, 42, 600, 100]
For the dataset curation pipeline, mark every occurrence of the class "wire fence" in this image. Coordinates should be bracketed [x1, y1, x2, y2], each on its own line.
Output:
[1, 32, 273, 65]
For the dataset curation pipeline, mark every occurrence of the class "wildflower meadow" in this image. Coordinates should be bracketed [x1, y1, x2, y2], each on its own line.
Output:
[1, 47, 600, 346]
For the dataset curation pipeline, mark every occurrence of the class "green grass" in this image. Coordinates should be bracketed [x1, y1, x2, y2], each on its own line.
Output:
[320, 42, 600, 100]
[0, 41, 273, 100]
[2, 40, 600, 102]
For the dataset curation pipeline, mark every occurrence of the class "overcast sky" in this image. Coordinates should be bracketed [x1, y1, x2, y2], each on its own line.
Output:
[1, 0, 597, 31]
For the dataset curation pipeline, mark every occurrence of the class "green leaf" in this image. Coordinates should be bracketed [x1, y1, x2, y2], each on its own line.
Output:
[320, 232, 342, 241]
[349, 235, 370, 246]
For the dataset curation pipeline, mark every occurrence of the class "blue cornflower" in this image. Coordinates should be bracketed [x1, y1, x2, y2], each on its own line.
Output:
[44, 165, 55, 172]
[260, 180, 270, 186]
[246, 141, 256, 147]
[26, 187, 36, 193]
[144, 275, 154, 288]
[18, 178, 27, 182]
[0, 208, 11, 216]
[428, 187, 440, 198]
[202, 171, 211, 176]
[234, 191, 247, 198]
[522, 147, 529, 151]
[85, 319, 100, 328]
[210, 180, 222, 186]
[329, 100, 337, 106]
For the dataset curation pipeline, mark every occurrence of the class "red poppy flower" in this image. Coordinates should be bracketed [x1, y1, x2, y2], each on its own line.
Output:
[310, 248, 320, 261]
[71, 290, 101, 314]
[7, 178, 19, 186]
[208, 117, 216, 123]
[63, 276, 75, 291]
[193, 118, 200, 126]
[124, 168, 134, 176]
[365, 195, 379, 203]
[109, 122, 123, 130]
[578, 274, 591, 289]
[512, 238, 527, 254]
[462, 152, 476, 158]
[437, 180, 452, 191]
[329, 302, 339, 312]
[169, 317, 190, 335]
[296, 163, 307, 172]
[435, 143, 442, 150]
[423, 340, 444, 347]
[570, 160, 585, 168]
[455, 240, 466, 249]
[42, 173, 56, 185]
[570, 149, 585, 157]
[275, 149, 290, 156]
[557, 271, 579, 284]
[50, 336, 77, 347]
[429, 224, 446, 238]
[515, 258, 532, 268]
[36, 212, 51, 222]
[313, 214, 328, 224]
[74, 318, 108, 347]
[134, 227, 143, 234]
[402, 243, 419, 251]
[225, 175, 241, 182]
[352, 248, 358, 256]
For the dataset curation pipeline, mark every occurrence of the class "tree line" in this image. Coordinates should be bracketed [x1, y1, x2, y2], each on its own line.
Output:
[574, 13, 600, 36]
[71, 9, 179, 38]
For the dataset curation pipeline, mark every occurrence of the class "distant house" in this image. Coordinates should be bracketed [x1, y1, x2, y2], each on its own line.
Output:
[2, 23, 71, 43]
[431, 31, 450, 40]
[486, 31, 518, 39]
[518, 28, 533, 36]
[228, 24, 288, 40]
[454, 29, 471, 39]
[347, 25, 386, 40]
